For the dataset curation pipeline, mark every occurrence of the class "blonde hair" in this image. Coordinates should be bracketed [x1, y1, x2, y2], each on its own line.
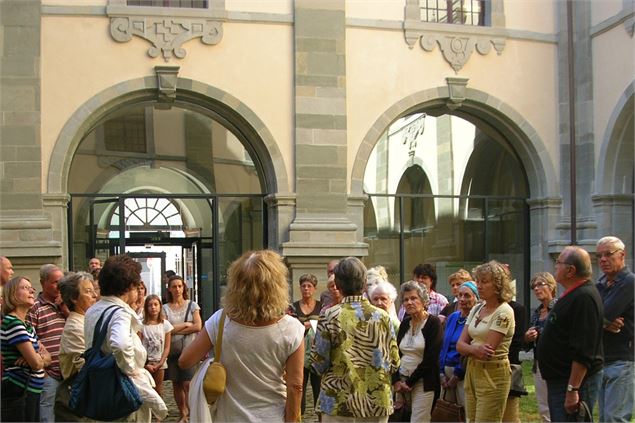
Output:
[222, 250, 290, 325]
[530, 272, 557, 297]
[472, 260, 514, 303]
[448, 269, 472, 284]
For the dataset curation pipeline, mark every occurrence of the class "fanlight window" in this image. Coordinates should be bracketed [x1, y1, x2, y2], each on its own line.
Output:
[109, 198, 184, 235]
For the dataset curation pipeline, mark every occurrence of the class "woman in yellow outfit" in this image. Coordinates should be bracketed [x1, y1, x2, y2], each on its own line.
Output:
[457, 261, 515, 422]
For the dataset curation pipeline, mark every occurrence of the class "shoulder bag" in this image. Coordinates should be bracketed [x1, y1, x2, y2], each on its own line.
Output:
[430, 389, 465, 422]
[203, 310, 227, 404]
[70, 305, 143, 421]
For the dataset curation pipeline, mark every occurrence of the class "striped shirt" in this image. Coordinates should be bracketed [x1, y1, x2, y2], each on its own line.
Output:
[26, 294, 66, 379]
[1, 314, 46, 393]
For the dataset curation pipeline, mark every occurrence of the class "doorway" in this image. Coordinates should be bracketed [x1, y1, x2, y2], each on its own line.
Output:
[69, 193, 265, 319]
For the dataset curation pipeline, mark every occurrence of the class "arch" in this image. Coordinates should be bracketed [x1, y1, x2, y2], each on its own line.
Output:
[47, 76, 288, 195]
[596, 82, 635, 194]
[351, 87, 555, 199]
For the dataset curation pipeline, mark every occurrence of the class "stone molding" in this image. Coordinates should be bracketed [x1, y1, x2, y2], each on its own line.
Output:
[591, 193, 634, 206]
[404, 0, 506, 73]
[107, 1, 226, 61]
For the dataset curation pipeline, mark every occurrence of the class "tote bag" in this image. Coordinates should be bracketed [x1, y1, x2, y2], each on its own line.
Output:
[70, 305, 143, 421]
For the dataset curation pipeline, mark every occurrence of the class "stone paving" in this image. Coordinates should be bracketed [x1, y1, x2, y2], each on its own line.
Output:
[160, 380, 318, 422]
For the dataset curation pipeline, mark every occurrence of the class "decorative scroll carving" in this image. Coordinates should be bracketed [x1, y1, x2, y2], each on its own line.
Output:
[404, 0, 506, 73]
[419, 34, 505, 73]
[110, 16, 223, 61]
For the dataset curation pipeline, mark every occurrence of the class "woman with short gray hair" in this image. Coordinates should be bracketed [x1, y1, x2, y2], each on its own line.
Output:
[55, 271, 97, 421]
[392, 281, 443, 422]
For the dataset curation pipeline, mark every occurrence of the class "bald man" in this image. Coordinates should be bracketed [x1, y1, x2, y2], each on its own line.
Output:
[0, 256, 14, 285]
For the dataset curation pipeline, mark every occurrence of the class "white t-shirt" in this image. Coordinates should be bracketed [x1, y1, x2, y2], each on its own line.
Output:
[142, 320, 174, 368]
[205, 310, 304, 422]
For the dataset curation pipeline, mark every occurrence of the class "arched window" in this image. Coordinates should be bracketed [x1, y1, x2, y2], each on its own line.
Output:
[363, 113, 528, 303]
[108, 197, 185, 237]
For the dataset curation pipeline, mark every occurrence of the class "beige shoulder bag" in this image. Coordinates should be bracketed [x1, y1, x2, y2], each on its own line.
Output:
[203, 310, 227, 404]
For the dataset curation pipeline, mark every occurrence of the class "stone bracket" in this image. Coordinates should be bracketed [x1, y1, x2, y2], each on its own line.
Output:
[446, 77, 469, 110]
[109, 15, 223, 61]
[155, 65, 180, 105]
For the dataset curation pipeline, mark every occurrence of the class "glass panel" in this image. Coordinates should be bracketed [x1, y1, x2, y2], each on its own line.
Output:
[485, 198, 527, 303]
[419, 0, 484, 26]
[68, 104, 262, 197]
[363, 196, 402, 288]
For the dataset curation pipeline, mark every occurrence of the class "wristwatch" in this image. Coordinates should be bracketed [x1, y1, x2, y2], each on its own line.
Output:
[566, 384, 579, 392]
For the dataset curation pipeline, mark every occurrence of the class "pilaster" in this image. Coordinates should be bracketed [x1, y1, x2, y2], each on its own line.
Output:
[282, 0, 367, 282]
[0, 0, 61, 274]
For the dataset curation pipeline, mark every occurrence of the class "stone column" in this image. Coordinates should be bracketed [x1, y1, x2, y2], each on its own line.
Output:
[282, 0, 367, 298]
[0, 0, 62, 280]
[556, 0, 597, 243]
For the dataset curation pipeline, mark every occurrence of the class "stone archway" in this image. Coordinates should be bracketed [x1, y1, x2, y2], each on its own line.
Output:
[350, 87, 555, 200]
[47, 76, 288, 195]
[593, 83, 634, 263]
[352, 86, 555, 289]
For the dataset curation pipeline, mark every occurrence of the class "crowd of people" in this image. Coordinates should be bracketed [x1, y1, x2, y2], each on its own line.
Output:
[0, 234, 632, 423]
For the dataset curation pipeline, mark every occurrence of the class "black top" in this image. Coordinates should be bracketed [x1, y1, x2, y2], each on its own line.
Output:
[392, 314, 443, 400]
[596, 267, 634, 363]
[508, 300, 526, 365]
[536, 281, 604, 381]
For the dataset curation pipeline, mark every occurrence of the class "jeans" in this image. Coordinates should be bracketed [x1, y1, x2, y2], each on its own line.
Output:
[546, 371, 601, 422]
[598, 360, 634, 422]
[40, 375, 60, 422]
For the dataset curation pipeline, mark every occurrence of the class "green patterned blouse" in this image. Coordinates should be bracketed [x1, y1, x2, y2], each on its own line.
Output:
[310, 295, 400, 417]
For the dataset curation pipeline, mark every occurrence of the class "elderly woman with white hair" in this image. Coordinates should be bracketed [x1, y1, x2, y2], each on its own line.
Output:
[369, 280, 399, 333]
[392, 281, 443, 422]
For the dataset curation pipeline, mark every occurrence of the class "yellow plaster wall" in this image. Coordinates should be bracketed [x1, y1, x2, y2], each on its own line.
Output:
[345, 0, 404, 21]
[225, 0, 292, 14]
[346, 27, 559, 193]
[591, 0, 624, 27]
[504, 0, 556, 33]
[592, 27, 635, 160]
[41, 17, 294, 193]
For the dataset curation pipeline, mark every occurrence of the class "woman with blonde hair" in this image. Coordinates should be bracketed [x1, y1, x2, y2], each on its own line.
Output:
[457, 260, 515, 422]
[524, 272, 557, 422]
[180, 250, 304, 422]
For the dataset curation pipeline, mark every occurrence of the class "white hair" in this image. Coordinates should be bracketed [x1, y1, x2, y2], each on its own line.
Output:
[369, 280, 398, 302]
[597, 236, 625, 251]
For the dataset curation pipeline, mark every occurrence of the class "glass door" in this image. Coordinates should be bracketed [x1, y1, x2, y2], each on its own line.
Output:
[128, 252, 167, 299]
[90, 198, 122, 260]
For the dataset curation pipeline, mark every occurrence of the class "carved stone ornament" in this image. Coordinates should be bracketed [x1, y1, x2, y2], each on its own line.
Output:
[419, 34, 505, 73]
[110, 16, 223, 61]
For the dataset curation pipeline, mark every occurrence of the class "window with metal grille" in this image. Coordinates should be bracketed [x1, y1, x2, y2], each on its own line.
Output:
[103, 110, 147, 153]
[420, 0, 485, 26]
[127, 0, 207, 8]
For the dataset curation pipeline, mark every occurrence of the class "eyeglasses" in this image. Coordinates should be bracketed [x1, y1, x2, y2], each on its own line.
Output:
[531, 282, 548, 289]
[595, 250, 622, 260]
[555, 259, 572, 266]
[18, 285, 35, 292]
